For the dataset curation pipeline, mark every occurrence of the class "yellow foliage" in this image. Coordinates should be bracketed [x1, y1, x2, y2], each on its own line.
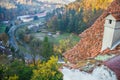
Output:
[54, 38, 77, 54]
[31, 56, 63, 80]
[81, 0, 113, 10]
[67, 0, 113, 11]
[8, 75, 19, 80]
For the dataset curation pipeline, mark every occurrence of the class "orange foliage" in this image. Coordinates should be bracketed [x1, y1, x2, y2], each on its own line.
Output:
[0, 33, 8, 43]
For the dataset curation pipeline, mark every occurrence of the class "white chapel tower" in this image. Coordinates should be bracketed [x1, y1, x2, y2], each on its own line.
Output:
[101, 13, 120, 51]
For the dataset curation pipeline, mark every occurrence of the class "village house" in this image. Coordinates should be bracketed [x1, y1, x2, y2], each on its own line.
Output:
[17, 15, 34, 22]
[27, 24, 39, 32]
[35, 11, 47, 18]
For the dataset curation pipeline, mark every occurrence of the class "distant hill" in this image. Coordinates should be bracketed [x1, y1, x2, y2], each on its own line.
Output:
[66, 0, 113, 27]
[64, 0, 120, 63]
[66, 0, 113, 11]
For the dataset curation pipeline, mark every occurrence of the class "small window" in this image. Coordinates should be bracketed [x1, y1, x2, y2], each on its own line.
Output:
[109, 20, 112, 24]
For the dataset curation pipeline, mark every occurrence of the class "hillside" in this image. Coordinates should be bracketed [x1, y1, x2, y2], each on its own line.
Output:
[46, 0, 114, 36]
[0, 0, 40, 21]
[66, 0, 113, 28]
[64, 0, 120, 63]
[67, 0, 113, 10]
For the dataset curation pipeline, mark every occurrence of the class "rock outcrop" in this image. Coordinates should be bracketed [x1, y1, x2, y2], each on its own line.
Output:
[64, 0, 120, 63]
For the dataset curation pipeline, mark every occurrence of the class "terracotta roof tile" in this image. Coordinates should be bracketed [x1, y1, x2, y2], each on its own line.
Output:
[64, 0, 120, 63]
[111, 13, 120, 21]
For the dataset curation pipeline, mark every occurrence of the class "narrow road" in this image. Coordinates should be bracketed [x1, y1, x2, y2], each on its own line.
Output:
[8, 18, 45, 52]
[8, 21, 30, 52]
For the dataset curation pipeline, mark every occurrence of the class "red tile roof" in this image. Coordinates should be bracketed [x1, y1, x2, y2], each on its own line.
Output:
[111, 13, 120, 21]
[64, 0, 120, 63]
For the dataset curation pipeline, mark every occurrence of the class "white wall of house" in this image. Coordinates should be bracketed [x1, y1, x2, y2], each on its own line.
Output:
[115, 21, 120, 28]
[102, 26, 114, 51]
[101, 14, 120, 51]
[17, 15, 34, 22]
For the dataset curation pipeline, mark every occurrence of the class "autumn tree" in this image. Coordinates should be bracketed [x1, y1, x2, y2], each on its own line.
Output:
[31, 56, 63, 80]
[47, 16, 58, 32]
[0, 60, 33, 80]
[54, 35, 78, 55]
[29, 38, 42, 65]
[0, 33, 8, 44]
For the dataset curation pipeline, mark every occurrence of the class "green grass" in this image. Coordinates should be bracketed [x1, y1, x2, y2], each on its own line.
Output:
[32, 32, 80, 45]
[49, 33, 80, 44]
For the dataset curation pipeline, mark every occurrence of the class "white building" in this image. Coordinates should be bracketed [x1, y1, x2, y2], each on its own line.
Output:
[35, 11, 47, 18]
[101, 13, 120, 51]
[17, 15, 34, 22]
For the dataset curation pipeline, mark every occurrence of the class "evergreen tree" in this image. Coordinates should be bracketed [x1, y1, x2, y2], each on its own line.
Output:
[41, 36, 53, 60]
